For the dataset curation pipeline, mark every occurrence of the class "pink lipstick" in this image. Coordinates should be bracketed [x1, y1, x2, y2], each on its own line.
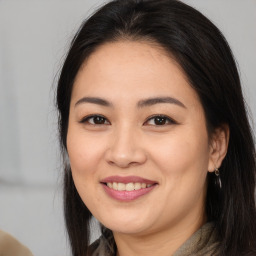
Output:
[100, 176, 158, 201]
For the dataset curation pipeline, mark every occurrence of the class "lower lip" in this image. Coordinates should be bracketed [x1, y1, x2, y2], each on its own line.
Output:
[102, 184, 156, 201]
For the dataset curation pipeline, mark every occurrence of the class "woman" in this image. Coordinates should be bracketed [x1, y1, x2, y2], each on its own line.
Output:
[56, 0, 256, 255]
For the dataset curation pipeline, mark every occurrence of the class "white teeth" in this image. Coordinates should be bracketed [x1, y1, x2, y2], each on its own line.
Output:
[134, 182, 141, 190]
[106, 182, 153, 191]
[113, 182, 118, 190]
[107, 182, 113, 188]
[117, 183, 126, 191]
[126, 183, 135, 191]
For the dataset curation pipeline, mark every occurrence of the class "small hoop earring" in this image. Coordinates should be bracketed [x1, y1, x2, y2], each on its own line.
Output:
[214, 168, 220, 176]
[214, 168, 222, 189]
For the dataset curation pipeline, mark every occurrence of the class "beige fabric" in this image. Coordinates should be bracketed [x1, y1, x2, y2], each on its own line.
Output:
[173, 222, 218, 256]
[0, 230, 33, 256]
[90, 222, 218, 256]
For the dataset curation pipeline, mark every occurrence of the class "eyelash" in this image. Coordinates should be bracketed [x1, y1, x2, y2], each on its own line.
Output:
[144, 114, 176, 126]
[79, 114, 176, 126]
[79, 114, 110, 125]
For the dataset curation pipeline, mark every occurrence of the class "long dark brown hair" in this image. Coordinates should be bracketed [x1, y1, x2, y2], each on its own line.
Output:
[56, 0, 256, 255]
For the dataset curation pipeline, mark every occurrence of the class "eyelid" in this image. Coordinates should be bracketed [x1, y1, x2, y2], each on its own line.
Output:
[143, 114, 176, 126]
[79, 114, 111, 125]
[79, 114, 176, 126]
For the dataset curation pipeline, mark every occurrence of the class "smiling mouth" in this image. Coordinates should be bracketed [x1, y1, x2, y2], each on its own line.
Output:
[100, 176, 158, 201]
[104, 182, 154, 191]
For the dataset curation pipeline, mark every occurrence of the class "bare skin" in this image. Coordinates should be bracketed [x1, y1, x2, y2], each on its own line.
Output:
[67, 41, 229, 256]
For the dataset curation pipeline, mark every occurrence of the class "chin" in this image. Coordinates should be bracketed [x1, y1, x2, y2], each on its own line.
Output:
[105, 222, 149, 235]
[96, 211, 153, 235]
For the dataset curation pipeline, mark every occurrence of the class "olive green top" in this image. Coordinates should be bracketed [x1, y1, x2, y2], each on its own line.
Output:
[90, 222, 218, 256]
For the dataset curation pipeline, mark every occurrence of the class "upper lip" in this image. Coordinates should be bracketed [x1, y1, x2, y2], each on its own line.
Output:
[100, 176, 157, 184]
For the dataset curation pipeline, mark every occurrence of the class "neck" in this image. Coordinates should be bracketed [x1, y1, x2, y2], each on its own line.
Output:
[114, 213, 206, 256]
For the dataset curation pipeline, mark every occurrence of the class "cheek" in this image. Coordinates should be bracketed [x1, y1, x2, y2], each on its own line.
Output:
[67, 129, 106, 176]
[149, 127, 210, 185]
[66, 130, 106, 209]
[147, 129, 209, 220]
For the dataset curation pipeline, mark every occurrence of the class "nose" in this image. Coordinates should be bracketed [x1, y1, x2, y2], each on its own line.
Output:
[105, 126, 147, 168]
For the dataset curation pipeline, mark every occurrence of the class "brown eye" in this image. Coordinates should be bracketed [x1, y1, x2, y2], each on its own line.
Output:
[81, 115, 110, 125]
[145, 115, 175, 126]
[153, 116, 168, 125]
[91, 116, 106, 124]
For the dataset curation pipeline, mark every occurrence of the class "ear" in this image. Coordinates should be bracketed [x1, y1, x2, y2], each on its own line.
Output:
[208, 124, 230, 172]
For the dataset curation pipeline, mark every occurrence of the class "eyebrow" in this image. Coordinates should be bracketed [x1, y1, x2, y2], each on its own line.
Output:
[75, 97, 112, 107]
[137, 97, 186, 108]
[74, 96, 186, 109]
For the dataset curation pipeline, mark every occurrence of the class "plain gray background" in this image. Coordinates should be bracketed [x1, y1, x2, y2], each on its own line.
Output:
[0, 0, 255, 255]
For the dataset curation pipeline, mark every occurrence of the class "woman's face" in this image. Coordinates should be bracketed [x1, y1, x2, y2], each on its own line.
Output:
[67, 41, 215, 236]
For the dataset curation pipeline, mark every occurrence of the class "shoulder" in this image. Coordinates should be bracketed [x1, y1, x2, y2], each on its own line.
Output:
[89, 238, 101, 255]
[0, 229, 33, 256]
[89, 229, 115, 256]
[174, 222, 219, 256]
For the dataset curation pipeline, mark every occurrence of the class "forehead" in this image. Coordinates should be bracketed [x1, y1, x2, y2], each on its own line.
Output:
[71, 40, 201, 109]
